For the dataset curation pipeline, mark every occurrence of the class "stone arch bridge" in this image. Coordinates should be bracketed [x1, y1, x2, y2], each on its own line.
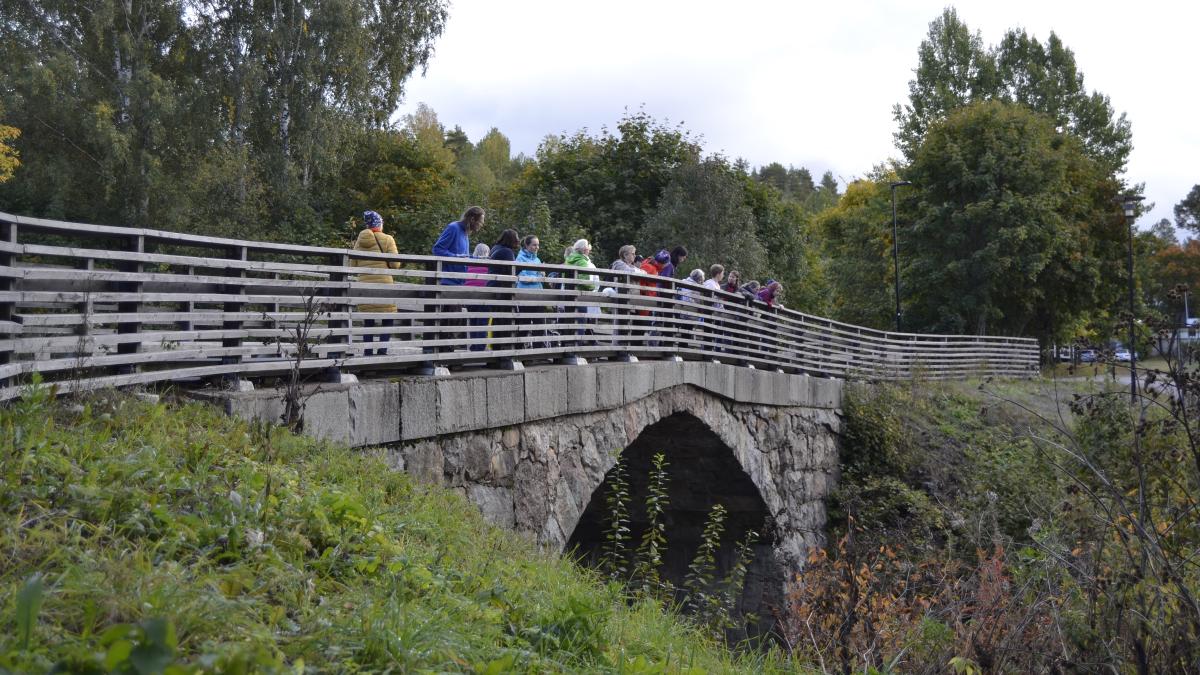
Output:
[209, 359, 842, 624]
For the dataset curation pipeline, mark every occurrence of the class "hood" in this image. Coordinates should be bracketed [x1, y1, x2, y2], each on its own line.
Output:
[516, 249, 540, 264]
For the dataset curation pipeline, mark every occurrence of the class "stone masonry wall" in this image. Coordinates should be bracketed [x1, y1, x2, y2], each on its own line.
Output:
[388, 384, 841, 573]
[207, 361, 843, 577]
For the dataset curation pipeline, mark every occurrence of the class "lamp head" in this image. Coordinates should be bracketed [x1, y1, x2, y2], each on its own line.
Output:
[1116, 194, 1145, 218]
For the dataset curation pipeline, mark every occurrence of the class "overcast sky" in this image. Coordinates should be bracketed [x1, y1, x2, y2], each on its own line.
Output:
[394, 0, 1199, 234]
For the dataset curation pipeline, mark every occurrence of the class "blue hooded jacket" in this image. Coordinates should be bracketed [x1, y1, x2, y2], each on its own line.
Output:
[516, 248, 542, 289]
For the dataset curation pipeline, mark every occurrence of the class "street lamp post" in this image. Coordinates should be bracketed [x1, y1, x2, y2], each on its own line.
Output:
[890, 181, 913, 332]
[1118, 194, 1144, 404]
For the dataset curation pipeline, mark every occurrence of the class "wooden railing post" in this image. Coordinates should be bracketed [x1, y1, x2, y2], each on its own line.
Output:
[416, 259, 448, 376]
[0, 218, 16, 389]
[218, 245, 251, 390]
[114, 234, 145, 375]
[324, 252, 355, 383]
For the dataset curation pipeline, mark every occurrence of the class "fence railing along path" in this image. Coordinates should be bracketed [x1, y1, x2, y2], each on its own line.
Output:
[0, 211, 1039, 401]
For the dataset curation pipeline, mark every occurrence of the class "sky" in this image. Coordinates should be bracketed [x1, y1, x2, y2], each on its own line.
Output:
[394, 0, 1200, 234]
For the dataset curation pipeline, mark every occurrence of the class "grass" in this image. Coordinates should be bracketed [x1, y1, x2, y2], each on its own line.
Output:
[0, 382, 796, 673]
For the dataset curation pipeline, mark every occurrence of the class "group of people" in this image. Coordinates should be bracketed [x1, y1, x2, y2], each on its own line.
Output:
[349, 206, 785, 354]
[423, 206, 784, 305]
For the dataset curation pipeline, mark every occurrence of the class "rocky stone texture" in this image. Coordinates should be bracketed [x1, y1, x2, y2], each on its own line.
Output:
[386, 384, 840, 575]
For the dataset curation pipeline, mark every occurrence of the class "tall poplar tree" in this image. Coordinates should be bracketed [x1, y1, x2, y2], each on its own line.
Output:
[894, 8, 1132, 174]
[0, 0, 448, 240]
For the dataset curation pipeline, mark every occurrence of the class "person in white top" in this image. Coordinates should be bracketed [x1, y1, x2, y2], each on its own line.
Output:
[701, 264, 727, 352]
[702, 264, 724, 293]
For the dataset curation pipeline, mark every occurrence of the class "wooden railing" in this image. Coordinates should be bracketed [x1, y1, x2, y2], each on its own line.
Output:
[0, 211, 1039, 400]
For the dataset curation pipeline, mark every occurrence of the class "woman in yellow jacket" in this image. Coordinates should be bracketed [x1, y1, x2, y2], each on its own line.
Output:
[352, 210, 401, 356]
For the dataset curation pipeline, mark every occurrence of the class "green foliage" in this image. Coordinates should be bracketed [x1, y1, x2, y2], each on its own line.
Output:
[0, 0, 448, 241]
[599, 454, 758, 644]
[633, 453, 672, 598]
[0, 392, 781, 673]
[641, 157, 767, 280]
[600, 455, 632, 580]
[837, 380, 1065, 547]
[681, 506, 760, 642]
[904, 101, 1124, 340]
[741, 174, 831, 313]
[14, 574, 43, 652]
[895, 7, 1132, 174]
[683, 504, 726, 618]
[0, 121, 18, 184]
[512, 110, 702, 262]
[1176, 184, 1200, 235]
[751, 163, 816, 204]
[814, 178, 896, 329]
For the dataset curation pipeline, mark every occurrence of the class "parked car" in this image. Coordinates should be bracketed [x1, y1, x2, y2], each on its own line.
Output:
[1114, 349, 1132, 362]
[1079, 349, 1099, 363]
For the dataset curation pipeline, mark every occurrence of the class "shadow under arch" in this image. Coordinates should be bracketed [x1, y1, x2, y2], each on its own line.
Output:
[565, 410, 781, 639]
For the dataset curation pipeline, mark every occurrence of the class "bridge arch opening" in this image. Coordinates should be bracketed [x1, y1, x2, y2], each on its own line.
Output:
[566, 411, 780, 635]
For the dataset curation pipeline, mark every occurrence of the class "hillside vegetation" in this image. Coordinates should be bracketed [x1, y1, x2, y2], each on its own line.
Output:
[786, 373, 1200, 672]
[3, 366, 1197, 673]
[0, 383, 786, 673]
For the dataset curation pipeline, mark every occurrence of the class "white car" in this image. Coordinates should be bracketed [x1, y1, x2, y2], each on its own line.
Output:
[1114, 349, 1132, 362]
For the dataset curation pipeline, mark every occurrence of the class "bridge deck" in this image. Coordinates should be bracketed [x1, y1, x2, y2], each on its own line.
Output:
[0, 211, 1038, 400]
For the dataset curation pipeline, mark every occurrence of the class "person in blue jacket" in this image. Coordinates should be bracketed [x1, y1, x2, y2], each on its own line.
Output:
[516, 235, 543, 290]
[429, 206, 485, 352]
[433, 206, 486, 285]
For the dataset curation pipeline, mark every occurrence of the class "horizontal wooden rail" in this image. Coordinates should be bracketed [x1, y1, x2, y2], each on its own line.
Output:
[0, 211, 1039, 400]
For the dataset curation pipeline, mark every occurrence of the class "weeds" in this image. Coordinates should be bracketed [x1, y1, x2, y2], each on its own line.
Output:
[0, 390, 781, 672]
[600, 453, 761, 644]
[262, 288, 333, 432]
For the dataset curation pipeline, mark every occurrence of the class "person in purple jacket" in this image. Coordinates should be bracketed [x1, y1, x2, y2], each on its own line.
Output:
[660, 245, 688, 279]
[433, 206, 486, 285]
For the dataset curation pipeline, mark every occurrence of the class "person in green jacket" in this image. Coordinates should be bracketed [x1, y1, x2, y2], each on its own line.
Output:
[564, 238, 598, 291]
[564, 238, 599, 342]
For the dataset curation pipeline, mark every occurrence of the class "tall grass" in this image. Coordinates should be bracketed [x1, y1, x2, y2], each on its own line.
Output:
[0, 382, 793, 673]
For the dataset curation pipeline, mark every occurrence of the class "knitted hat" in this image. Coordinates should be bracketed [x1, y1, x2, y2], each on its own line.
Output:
[654, 249, 671, 264]
[364, 210, 383, 231]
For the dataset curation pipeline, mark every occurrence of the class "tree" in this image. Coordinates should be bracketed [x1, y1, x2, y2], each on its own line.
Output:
[903, 101, 1124, 340]
[443, 125, 471, 160]
[813, 179, 895, 329]
[1149, 240, 1200, 323]
[742, 176, 828, 313]
[1176, 184, 1200, 235]
[895, 9, 1132, 174]
[893, 7, 994, 159]
[641, 157, 767, 279]
[752, 162, 817, 204]
[403, 103, 457, 172]
[511, 110, 701, 261]
[477, 127, 516, 183]
[0, 0, 448, 242]
[0, 122, 17, 184]
[328, 127, 456, 251]
[993, 28, 1132, 174]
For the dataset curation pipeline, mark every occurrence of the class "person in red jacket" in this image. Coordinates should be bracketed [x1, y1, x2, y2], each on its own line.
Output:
[634, 250, 671, 346]
[637, 249, 670, 305]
